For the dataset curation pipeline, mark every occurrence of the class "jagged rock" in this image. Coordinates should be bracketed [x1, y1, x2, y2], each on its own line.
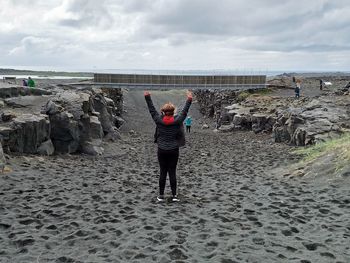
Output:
[0, 142, 5, 172]
[0, 86, 26, 98]
[0, 86, 123, 155]
[194, 89, 238, 117]
[218, 124, 235, 132]
[1, 111, 16, 122]
[251, 114, 267, 133]
[37, 140, 55, 156]
[232, 114, 252, 129]
[251, 114, 276, 133]
[92, 93, 121, 139]
[41, 90, 122, 154]
[79, 116, 104, 154]
[0, 114, 51, 153]
[44, 100, 63, 115]
[0, 86, 51, 98]
[267, 77, 294, 89]
[273, 97, 350, 145]
[49, 111, 80, 153]
[92, 93, 113, 131]
[114, 116, 125, 128]
[101, 87, 123, 116]
[202, 124, 209, 129]
[104, 127, 121, 141]
[54, 91, 92, 119]
[80, 141, 104, 156]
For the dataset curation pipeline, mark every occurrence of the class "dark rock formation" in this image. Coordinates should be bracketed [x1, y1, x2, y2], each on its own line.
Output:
[0, 142, 5, 172]
[0, 85, 124, 155]
[101, 87, 123, 116]
[273, 97, 350, 145]
[195, 84, 350, 147]
[0, 114, 50, 153]
[0, 86, 52, 98]
[193, 89, 238, 118]
[42, 91, 100, 154]
[267, 77, 294, 89]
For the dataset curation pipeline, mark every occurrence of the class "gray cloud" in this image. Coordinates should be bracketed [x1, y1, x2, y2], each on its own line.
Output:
[121, 0, 350, 52]
[1, 0, 350, 70]
[54, 0, 114, 28]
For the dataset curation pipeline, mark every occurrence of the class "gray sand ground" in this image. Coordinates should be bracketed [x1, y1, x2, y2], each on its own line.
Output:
[0, 89, 350, 262]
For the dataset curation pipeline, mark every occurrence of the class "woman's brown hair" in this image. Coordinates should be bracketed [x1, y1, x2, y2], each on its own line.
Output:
[161, 102, 175, 116]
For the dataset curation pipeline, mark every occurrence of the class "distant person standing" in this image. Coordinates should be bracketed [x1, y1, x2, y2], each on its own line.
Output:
[28, 77, 35, 88]
[185, 116, 192, 133]
[22, 79, 28, 87]
[295, 79, 301, 99]
[319, 79, 323, 90]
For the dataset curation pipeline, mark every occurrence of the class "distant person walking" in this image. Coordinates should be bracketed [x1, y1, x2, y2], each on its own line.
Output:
[295, 79, 301, 99]
[185, 116, 192, 133]
[144, 90, 192, 202]
[28, 77, 35, 88]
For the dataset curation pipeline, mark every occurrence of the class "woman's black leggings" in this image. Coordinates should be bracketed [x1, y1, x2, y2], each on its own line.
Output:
[157, 148, 179, 196]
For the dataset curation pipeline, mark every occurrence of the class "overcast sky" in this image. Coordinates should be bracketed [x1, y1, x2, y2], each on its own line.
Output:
[1, 0, 350, 72]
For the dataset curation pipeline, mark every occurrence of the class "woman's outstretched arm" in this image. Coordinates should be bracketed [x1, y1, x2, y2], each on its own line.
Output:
[144, 91, 162, 124]
[177, 91, 192, 123]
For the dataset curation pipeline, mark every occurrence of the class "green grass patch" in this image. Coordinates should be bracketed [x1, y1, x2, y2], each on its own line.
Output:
[252, 88, 272, 95]
[237, 91, 250, 102]
[237, 88, 272, 102]
[294, 133, 350, 170]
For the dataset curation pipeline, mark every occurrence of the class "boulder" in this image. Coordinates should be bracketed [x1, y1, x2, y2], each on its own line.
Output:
[80, 141, 104, 156]
[232, 114, 252, 129]
[251, 114, 268, 133]
[37, 140, 55, 156]
[0, 114, 51, 153]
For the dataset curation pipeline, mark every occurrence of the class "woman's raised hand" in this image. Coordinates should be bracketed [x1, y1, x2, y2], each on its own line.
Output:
[187, 91, 193, 100]
[144, 91, 150, 96]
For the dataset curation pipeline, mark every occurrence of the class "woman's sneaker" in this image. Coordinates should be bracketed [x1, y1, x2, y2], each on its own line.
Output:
[157, 195, 165, 202]
[172, 195, 180, 202]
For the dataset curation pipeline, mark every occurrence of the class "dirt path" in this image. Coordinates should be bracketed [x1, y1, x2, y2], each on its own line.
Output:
[0, 89, 349, 262]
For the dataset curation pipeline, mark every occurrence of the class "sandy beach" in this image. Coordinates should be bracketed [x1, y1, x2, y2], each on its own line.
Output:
[1, 89, 350, 262]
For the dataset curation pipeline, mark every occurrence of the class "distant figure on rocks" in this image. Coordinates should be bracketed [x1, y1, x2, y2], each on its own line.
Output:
[28, 77, 35, 88]
[295, 79, 301, 99]
[320, 79, 323, 90]
[185, 116, 192, 133]
[22, 79, 28, 87]
[144, 90, 192, 203]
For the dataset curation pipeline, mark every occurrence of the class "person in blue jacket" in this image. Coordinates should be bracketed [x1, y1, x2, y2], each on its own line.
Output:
[185, 116, 192, 133]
